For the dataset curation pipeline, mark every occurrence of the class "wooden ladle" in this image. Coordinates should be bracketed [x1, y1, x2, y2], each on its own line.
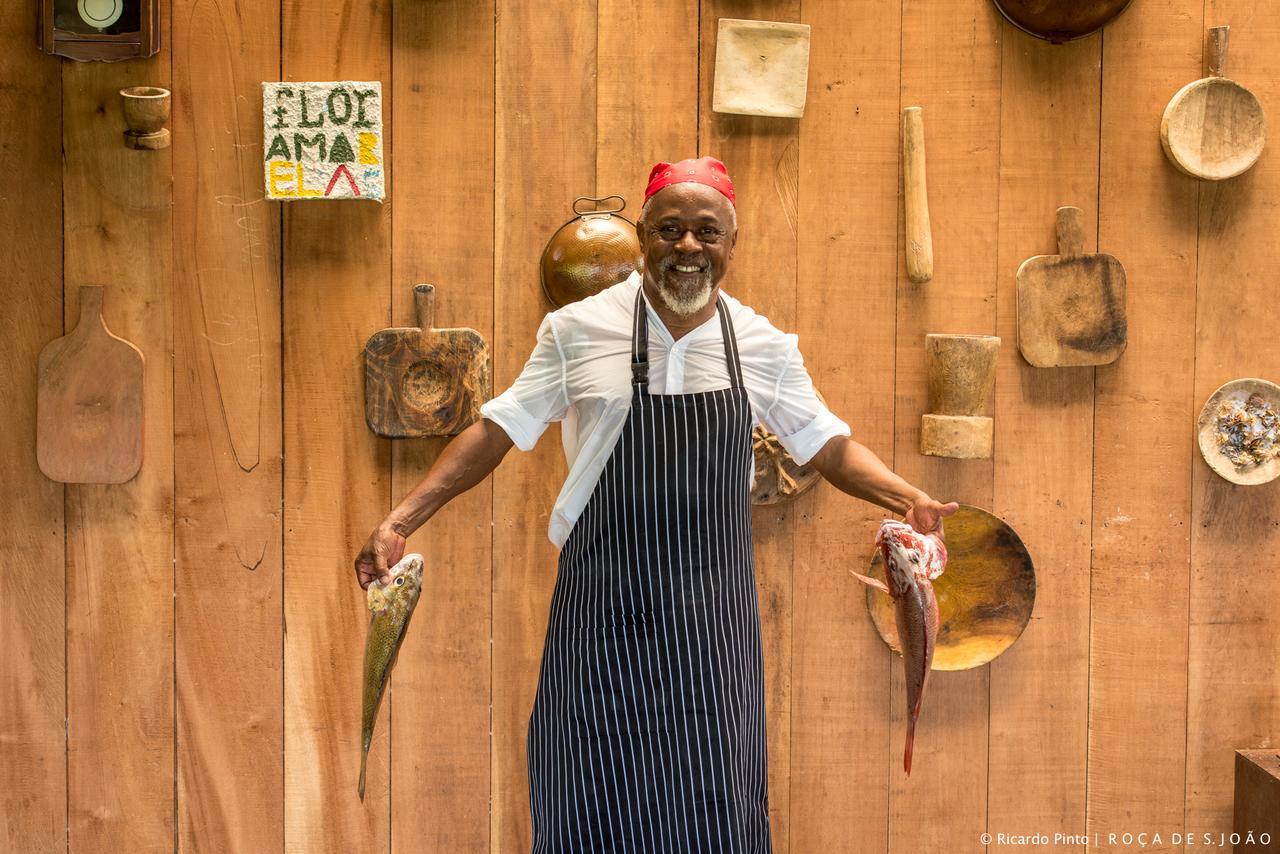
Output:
[1161, 26, 1267, 181]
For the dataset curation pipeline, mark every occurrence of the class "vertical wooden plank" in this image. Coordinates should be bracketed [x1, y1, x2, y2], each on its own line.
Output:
[700, 1, 801, 846]
[281, 0, 392, 851]
[989, 17, 1100, 854]
[492, 1, 596, 850]
[894, 1, 1000, 850]
[62, 2, 175, 850]
[172, 0, 284, 850]
[596, 0, 698, 195]
[1187, 2, 1280, 836]
[1091, 0, 1200, 848]
[388, 1, 493, 851]
[792, 0, 900, 851]
[0, 3, 65, 851]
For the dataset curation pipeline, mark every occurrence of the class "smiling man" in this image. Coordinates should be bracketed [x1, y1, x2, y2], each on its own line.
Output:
[354, 156, 957, 853]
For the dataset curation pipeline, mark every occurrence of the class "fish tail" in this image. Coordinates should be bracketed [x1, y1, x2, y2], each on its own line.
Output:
[904, 716, 916, 777]
[358, 738, 369, 801]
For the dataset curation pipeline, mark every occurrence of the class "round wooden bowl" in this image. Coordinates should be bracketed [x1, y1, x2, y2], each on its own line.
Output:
[1162, 79, 1266, 180]
[1161, 26, 1267, 181]
[863, 504, 1035, 671]
[1196, 378, 1280, 486]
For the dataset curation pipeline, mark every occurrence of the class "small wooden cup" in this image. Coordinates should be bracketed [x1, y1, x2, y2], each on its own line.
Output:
[120, 86, 171, 150]
[921, 334, 1000, 459]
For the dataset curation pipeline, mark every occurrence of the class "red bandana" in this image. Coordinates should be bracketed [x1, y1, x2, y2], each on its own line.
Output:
[643, 156, 736, 206]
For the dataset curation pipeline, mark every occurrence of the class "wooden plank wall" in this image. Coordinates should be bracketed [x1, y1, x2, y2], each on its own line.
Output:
[0, 4, 64, 853]
[3, 2, 1280, 853]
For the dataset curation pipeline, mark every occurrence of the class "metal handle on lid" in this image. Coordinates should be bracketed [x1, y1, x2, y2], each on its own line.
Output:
[572, 195, 627, 217]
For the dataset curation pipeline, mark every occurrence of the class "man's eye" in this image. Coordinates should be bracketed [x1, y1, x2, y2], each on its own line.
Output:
[658, 226, 681, 238]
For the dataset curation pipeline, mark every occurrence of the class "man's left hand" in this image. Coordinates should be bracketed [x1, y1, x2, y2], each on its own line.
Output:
[905, 493, 959, 536]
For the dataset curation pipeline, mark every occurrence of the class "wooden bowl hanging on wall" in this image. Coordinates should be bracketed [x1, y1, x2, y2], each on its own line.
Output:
[990, 0, 1134, 43]
[862, 504, 1036, 671]
[1161, 26, 1267, 181]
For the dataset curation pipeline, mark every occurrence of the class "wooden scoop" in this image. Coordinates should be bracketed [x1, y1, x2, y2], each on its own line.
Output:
[1162, 26, 1267, 181]
[1016, 206, 1127, 368]
[37, 286, 145, 484]
[363, 284, 490, 438]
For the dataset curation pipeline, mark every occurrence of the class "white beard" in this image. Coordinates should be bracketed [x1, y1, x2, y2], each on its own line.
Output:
[652, 257, 715, 317]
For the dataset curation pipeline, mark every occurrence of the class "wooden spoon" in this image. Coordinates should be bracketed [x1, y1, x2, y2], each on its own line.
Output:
[1161, 26, 1267, 181]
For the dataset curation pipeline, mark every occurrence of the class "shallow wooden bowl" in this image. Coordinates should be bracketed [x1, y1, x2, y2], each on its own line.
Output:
[863, 505, 1035, 671]
[1162, 78, 1266, 180]
[1196, 378, 1280, 486]
[1161, 26, 1267, 181]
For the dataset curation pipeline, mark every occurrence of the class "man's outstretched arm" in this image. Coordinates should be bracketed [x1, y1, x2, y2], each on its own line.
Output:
[354, 417, 515, 589]
[808, 434, 958, 534]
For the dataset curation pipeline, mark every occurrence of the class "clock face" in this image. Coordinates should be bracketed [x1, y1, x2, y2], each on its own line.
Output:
[78, 0, 124, 29]
[52, 0, 140, 35]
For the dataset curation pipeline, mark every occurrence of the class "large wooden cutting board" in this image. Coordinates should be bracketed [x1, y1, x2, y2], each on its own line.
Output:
[364, 284, 490, 438]
[1016, 205, 1127, 367]
[37, 285, 145, 483]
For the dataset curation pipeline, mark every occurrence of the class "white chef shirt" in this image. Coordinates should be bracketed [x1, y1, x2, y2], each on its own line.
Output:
[481, 272, 851, 547]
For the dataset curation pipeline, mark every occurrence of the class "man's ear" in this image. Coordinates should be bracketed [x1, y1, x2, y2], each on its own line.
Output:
[728, 227, 738, 261]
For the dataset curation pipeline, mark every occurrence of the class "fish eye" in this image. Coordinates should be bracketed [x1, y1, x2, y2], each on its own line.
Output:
[395, 577, 405, 586]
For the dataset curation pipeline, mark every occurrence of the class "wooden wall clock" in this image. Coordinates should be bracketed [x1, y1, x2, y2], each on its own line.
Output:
[39, 0, 159, 61]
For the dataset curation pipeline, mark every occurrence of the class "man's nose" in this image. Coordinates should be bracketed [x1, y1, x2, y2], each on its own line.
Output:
[675, 229, 702, 253]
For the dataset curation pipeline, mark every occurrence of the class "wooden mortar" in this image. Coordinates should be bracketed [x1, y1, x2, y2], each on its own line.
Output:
[921, 333, 1000, 459]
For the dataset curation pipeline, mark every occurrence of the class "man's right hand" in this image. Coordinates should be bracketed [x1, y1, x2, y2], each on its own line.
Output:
[354, 522, 407, 591]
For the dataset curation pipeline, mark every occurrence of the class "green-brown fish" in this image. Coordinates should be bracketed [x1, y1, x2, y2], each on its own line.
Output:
[358, 552, 425, 800]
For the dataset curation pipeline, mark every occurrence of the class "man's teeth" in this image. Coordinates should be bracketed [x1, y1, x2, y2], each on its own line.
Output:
[674, 265, 703, 273]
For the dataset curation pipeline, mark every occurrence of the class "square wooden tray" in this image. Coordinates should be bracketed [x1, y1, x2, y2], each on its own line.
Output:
[712, 18, 811, 119]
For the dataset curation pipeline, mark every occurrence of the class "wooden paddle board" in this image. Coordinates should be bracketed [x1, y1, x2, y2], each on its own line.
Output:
[1016, 205, 1127, 367]
[37, 285, 145, 483]
[364, 284, 490, 438]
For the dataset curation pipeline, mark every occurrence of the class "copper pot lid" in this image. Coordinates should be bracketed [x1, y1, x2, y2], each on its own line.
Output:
[540, 195, 642, 309]
[991, 0, 1134, 43]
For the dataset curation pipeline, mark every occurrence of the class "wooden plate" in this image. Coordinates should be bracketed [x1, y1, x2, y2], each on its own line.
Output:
[863, 505, 1035, 671]
[1196, 378, 1280, 486]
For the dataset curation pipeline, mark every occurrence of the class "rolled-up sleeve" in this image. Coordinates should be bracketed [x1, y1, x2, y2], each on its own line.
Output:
[479, 313, 570, 451]
[759, 340, 851, 466]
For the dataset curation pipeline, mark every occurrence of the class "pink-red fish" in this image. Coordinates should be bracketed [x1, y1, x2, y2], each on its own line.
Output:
[852, 520, 947, 776]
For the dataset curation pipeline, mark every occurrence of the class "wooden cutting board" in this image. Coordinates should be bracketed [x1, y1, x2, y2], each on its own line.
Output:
[37, 285, 145, 483]
[1016, 206, 1127, 367]
[364, 284, 490, 438]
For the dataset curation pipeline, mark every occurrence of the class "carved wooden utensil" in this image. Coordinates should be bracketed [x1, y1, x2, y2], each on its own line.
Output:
[1016, 206, 1127, 368]
[37, 285, 145, 483]
[364, 284, 490, 438]
[1162, 26, 1267, 181]
[903, 106, 933, 284]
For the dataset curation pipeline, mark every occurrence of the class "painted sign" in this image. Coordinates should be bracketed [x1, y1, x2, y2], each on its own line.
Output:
[262, 81, 385, 202]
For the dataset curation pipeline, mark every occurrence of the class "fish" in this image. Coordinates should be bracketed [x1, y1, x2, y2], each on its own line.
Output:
[358, 552, 426, 800]
[851, 520, 948, 776]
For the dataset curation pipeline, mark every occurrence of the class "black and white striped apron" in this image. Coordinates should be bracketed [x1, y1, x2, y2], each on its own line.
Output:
[527, 288, 772, 853]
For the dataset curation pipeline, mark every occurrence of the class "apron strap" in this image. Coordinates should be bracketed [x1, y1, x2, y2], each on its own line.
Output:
[631, 287, 650, 388]
[716, 294, 745, 390]
[631, 285, 746, 390]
